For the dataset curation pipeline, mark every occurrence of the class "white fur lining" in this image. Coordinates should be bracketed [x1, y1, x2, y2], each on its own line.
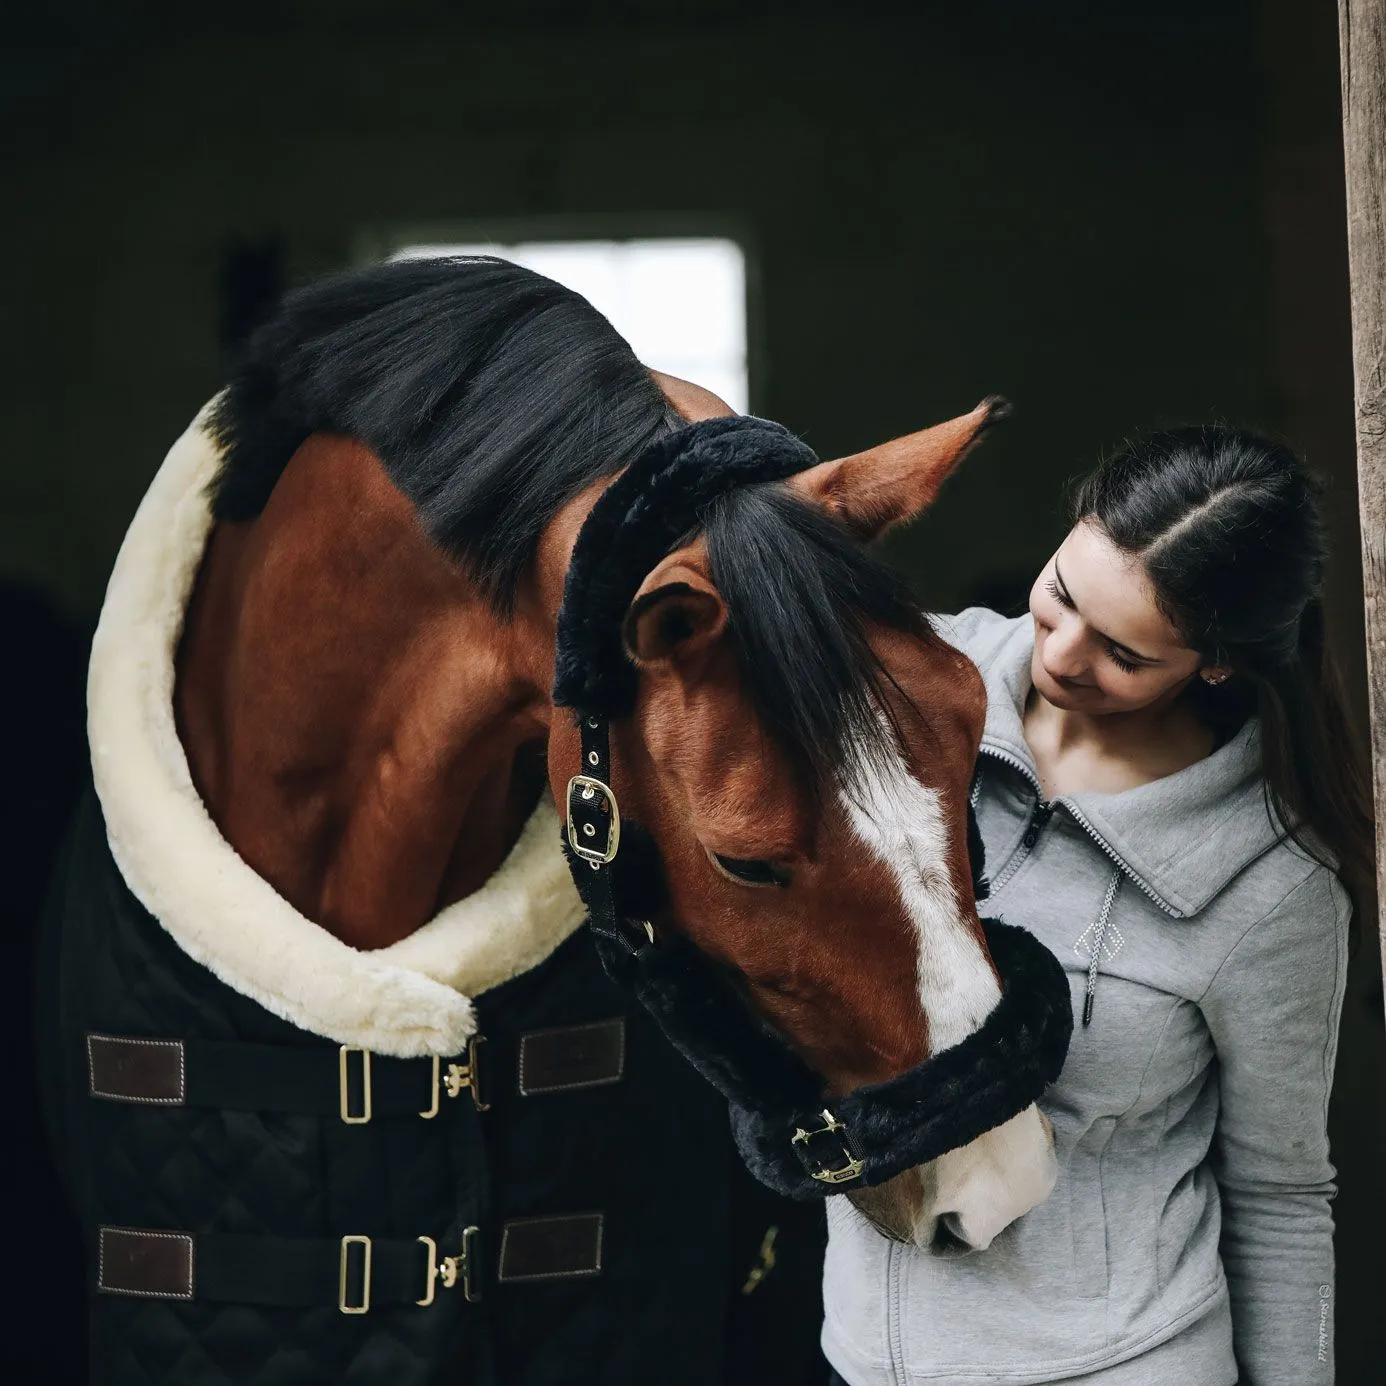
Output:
[87, 402, 587, 1057]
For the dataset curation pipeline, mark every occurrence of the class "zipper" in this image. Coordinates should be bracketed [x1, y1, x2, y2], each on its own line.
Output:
[1021, 803, 1054, 850]
[987, 797, 1053, 894]
[886, 1237, 905, 1385]
[977, 745, 1178, 914]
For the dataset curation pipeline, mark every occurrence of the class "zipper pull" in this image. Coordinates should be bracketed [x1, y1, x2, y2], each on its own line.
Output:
[1022, 802, 1054, 849]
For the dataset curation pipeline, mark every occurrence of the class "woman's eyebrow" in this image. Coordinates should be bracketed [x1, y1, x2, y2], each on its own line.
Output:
[1054, 559, 1161, 664]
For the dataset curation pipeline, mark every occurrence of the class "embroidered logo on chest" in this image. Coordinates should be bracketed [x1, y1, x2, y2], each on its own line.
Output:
[1073, 916, 1125, 964]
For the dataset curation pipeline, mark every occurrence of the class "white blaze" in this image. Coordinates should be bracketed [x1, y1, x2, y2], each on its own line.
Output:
[840, 745, 1000, 1048]
[840, 736, 1057, 1250]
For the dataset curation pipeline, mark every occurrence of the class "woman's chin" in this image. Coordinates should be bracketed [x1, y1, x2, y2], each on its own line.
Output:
[1031, 663, 1090, 711]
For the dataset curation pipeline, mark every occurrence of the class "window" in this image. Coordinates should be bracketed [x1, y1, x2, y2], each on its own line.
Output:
[390, 237, 749, 413]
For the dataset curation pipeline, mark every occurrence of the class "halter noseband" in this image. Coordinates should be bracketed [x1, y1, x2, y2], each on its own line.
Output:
[553, 416, 1073, 1199]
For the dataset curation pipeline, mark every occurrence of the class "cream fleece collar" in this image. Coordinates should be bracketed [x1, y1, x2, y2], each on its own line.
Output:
[86, 402, 587, 1057]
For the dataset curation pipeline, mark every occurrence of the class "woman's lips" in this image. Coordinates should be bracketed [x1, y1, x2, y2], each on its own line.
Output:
[1043, 667, 1090, 692]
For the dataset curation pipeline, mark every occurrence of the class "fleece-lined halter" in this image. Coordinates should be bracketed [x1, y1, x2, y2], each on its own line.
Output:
[552, 415, 1074, 1199]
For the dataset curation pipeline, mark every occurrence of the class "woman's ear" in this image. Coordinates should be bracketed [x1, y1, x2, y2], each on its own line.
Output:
[789, 396, 1009, 541]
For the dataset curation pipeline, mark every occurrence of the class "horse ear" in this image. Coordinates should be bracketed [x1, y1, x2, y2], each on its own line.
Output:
[623, 560, 728, 666]
[650, 368, 737, 421]
[790, 396, 1009, 541]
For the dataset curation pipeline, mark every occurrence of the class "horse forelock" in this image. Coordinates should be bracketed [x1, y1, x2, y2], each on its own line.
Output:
[703, 484, 939, 798]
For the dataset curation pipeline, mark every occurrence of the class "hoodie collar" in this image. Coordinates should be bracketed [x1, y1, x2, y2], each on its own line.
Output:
[976, 616, 1284, 919]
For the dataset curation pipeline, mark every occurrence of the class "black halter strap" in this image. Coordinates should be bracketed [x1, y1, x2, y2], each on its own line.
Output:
[555, 416, 1073, 1198]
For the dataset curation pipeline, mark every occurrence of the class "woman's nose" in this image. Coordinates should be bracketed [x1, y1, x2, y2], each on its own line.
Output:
[1042, 618, 1087, 678]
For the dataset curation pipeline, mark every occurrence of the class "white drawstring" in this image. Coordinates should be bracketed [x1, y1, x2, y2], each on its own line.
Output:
[1083, 872, 1122, 1027]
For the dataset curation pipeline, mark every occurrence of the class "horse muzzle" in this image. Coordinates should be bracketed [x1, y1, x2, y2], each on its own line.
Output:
[847, 1105, 1058, 1253]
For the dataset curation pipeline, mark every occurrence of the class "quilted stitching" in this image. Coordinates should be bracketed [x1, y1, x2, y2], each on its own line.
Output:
[57, 795, 473, 1386]
[47, 788, 824, 1386]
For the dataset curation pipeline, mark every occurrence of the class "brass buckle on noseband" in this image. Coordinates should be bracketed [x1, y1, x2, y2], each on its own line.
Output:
[792, 1108, 866, 1185]
[566, 775, 621, 864]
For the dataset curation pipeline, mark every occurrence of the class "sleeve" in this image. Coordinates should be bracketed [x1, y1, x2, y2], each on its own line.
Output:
[926, 605, 1013, 658]
[1199, 865, 1350, 1386]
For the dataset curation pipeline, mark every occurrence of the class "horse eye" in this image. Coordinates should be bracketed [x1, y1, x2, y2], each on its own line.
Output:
[712, 854, 789, 888]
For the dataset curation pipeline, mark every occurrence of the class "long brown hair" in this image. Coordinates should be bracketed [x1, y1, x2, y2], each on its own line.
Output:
[1071, 426, 1376, 924]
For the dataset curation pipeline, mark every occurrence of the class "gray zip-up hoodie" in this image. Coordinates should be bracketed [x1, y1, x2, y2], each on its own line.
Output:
[822, 607, 1349, 1386]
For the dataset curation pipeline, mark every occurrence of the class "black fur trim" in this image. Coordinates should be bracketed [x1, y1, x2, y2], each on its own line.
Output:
[613, 915, 1071, 1200]
[552, 415, 819, 717]
[734, 919, 1071, 1196]
[600, 933, 825, 1118]
[558, 818, 1071, 1193]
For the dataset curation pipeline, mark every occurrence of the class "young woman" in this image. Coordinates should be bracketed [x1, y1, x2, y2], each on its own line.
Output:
[822, 426, 1374, 1386]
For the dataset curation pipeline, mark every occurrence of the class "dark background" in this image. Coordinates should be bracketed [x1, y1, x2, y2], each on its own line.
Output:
[4, 2, 1382, 1382]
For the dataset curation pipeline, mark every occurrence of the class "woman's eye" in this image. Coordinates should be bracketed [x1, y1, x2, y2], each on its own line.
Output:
[1045, 574, 1141, 673]
[712, 854, 789, 888]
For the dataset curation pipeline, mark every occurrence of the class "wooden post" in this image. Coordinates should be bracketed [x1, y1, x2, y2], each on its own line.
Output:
[1338, 0, 1386, 986]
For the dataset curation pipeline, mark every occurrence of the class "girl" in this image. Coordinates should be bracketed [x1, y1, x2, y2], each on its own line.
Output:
[822, 426, 1374, 1386]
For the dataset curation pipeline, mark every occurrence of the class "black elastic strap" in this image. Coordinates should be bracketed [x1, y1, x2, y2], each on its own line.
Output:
[86, 1033, 451, 1117]
[199, 1233, 438, 1307]
[185, 1041, 444, 1117]
[97, 1227, 464, 1308]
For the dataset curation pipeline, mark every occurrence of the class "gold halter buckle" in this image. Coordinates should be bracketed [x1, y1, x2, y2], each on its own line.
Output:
[792, 1108, 866, 1185]
[566, 775, 622, 864]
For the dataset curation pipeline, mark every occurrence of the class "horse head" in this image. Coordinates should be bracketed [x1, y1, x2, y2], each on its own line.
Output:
[539, 378, 1057, 1251]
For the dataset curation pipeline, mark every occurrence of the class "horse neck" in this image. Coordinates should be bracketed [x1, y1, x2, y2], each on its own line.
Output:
[175, 433, 561, 950]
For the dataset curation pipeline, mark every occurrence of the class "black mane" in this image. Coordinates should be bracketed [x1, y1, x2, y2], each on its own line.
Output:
[209, 255, 678, 610]
[213, 257, 932, 787]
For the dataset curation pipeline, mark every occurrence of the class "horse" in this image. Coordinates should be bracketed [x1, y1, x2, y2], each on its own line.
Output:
[149, 255, 1059, 1254]
[56, 254, 1068, 1384]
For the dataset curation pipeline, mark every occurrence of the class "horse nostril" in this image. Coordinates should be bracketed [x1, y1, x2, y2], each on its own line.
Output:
[930, 1212, 973, 1256]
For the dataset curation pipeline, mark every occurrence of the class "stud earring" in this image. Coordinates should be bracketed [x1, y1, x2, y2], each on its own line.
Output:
[1201, 670, 1230, 686]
